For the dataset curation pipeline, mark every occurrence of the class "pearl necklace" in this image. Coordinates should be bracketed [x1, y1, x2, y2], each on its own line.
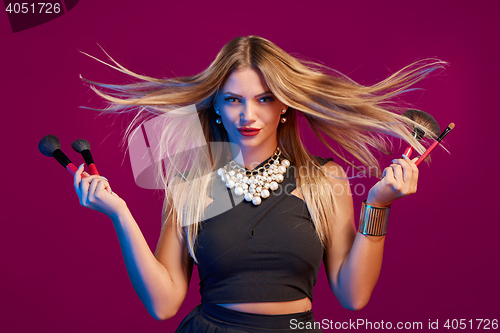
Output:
[217, 147, 290, 206]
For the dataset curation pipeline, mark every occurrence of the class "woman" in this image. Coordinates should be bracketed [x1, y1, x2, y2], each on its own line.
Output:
[74, 36, 444, 332]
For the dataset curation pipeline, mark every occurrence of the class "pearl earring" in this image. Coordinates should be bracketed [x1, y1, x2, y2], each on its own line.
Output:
[214, 105, 222, 124]
[280, 107, 287, 123]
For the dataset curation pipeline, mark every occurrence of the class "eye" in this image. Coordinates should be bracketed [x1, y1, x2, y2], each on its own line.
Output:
[259, 96, 275, 103]
[224, 97, 240, 103]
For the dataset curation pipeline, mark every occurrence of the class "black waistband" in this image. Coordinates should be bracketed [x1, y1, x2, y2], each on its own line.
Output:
[201, 303, 315, 329]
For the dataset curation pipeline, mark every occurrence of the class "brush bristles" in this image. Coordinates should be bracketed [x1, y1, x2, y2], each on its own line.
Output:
[448, 123, 455, 129]
[402, 109, 441, 138]
[71, 139, 91, 153]
[38, 135, 61, 157]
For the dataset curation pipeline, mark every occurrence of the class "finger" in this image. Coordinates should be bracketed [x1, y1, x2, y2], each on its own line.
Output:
[383, 165, 395, 183]
[97, 176, 110, 189]
[410, 156, 419, 180]
[95, 179, 107, 197]
[392, 158, 412, 184]
[395, 158, 418, 193]
[412, 179, 418, 194]
[74, 163, 85, 190]
[79, 174, 99, 201]
[87, 178, 100, 203]
[391, 163, 403, 188]
[80, 176, 91, 205]
[405, 154, 419, 182]
[410, 157, 419, 170]
[90, 176, 111, 197]
[98, 176, 112, 194]
[99, 176, 116, 196]
[409, 157, 419, 193]
[401, 158, 413, 184]
[105, 182, 113, 194]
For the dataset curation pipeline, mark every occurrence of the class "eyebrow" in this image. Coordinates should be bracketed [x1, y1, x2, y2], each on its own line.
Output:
[222, 91, 273, 98]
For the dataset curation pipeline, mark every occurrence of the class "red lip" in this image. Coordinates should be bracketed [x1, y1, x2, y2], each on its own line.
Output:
[238, 128, 261, 136]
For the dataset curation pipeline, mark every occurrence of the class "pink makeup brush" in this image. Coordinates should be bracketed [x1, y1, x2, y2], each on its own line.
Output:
[415, 123, 455, 166]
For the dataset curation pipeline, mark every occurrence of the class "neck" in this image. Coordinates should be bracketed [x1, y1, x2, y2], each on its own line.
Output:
[230, 140, 278, 170]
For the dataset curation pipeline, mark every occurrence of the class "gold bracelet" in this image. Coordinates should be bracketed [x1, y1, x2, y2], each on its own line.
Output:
[358, 200, 391, 236]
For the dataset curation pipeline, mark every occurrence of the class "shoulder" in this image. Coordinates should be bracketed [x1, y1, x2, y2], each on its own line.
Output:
[312, 156, 346, 178]
[314, 156, 334, 166]
[315, 159, 350, 191]
[321, 161, 347, 178]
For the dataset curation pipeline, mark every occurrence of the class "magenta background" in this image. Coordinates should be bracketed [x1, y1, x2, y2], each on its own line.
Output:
[1, 0, 499, 332]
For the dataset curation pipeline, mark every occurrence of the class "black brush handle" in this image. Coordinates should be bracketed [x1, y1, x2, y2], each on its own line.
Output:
[437, 126, 453, 142]
[52, 149, 72, 168]
[81, 150, 95, 165]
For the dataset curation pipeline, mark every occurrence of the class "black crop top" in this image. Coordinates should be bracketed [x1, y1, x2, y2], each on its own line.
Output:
[194, 155, 334, 304]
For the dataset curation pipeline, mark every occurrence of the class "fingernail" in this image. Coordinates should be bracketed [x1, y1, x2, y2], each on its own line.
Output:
[79, 163, 85, 169]
[101, 176, 108, 181]
[402, 154, 409, 160]
[391, 159, 397, 163]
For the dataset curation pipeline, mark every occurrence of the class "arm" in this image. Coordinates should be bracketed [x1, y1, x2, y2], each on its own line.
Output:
[73, 165, 193, 321]
[111, 201, 193, 320]
[322, 157, 418, 310]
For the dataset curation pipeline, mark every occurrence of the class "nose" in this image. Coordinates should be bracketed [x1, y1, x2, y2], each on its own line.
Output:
[240, 102, 257, 124]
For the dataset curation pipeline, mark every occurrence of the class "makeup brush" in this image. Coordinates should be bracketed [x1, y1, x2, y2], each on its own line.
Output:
[71, 139, 100, 176]
[415, 123, 455, 166]
[38, 135, 86, 177]
[402, 109, 441, 158]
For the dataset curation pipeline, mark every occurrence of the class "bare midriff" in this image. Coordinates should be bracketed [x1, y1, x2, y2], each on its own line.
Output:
[217, 297, 311, 315]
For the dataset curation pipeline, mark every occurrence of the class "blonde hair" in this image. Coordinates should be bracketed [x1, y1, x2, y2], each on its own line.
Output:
[81, 36, 446, 262]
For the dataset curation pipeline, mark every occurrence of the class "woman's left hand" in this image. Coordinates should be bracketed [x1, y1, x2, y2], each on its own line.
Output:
[366, 156, 419, 207]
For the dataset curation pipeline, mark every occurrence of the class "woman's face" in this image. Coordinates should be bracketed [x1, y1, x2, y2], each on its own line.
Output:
[215, 67, 286, 153]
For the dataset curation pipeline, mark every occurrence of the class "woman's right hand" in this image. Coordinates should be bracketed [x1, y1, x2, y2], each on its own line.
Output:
[74, 163, 128, 219]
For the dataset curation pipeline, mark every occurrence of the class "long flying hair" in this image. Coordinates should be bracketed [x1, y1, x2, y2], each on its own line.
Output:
[81, 36, 446, 262]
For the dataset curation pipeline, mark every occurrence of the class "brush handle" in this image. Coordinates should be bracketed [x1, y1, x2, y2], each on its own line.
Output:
[52, 150, 87, 178]
[66, 163, 87, 178]
[403, 145, 414, 158]
[81, 150, 99, 175]
[52, 149, 72, 168]
[415, 141, 439, 166]
[89, 163, 99, 176]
